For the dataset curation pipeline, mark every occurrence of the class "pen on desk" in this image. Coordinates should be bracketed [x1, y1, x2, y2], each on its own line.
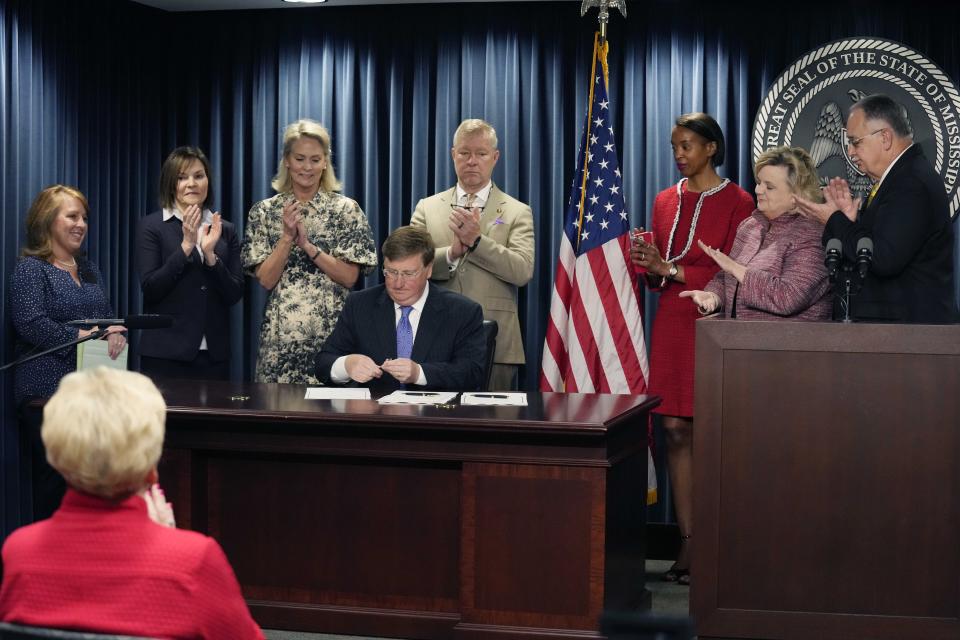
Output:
[471, 394, 509, 399]
[403, 391, 439, 396]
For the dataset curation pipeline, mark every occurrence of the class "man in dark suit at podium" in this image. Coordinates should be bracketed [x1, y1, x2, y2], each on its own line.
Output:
[798, 93, 957, 323]
[315, 226, 486, 395]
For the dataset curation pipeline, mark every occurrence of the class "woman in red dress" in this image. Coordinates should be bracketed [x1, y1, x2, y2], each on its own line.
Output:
[630, 113, 754, 585]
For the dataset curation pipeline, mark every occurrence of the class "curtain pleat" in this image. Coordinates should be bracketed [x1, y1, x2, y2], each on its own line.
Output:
[3, 0, 960, 535]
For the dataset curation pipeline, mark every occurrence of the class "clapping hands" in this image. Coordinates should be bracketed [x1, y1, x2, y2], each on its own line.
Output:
[142, 483, 176, 528]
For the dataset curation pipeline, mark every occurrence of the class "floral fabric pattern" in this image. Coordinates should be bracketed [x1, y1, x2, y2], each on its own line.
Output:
[242, 191, 376, 383]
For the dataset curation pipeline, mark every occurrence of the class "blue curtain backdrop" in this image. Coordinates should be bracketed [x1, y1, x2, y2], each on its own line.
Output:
[2, 0, 959, 535]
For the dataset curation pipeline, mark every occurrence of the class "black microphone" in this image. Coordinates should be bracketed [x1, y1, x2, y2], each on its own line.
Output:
[824, 238, 842, 281]
[66, 314, 174, 329]
[855, 237, 873, 280]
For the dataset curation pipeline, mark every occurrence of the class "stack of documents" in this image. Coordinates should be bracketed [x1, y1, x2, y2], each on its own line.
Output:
[378, 390, 459, 405]
[304, 388, 372, 400]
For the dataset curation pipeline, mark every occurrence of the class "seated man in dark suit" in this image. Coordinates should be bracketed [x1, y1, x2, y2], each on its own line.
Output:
[315, 226, 486, 395]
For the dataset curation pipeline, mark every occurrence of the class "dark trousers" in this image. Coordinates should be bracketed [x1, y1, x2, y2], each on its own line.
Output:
[140, 352, 230, 382]
[18, 400, 65, 522]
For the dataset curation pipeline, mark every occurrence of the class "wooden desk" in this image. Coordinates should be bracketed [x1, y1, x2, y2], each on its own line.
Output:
[155, 381, 658, 640]
[692, 319, 960, 640]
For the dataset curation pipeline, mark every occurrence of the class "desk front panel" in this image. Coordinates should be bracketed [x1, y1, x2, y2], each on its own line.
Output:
[158, 384, 657, 640]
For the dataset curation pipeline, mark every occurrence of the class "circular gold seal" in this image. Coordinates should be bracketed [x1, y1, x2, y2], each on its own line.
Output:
[753, 37, 960, 218]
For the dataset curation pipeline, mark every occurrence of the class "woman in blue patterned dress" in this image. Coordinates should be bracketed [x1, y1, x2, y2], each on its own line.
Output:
[242, 120, 377, 384]
[10, 185, 126, 520]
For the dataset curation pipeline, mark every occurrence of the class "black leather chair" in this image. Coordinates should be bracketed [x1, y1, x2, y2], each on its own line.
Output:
[0, 623, 152, 639]
[480, 319, 498, 391]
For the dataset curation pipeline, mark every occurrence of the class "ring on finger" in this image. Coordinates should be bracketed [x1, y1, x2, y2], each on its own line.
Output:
[458, 222, 464, 228]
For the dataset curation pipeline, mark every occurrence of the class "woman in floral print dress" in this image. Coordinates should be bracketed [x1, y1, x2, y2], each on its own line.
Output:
[242, 119, 377, 383]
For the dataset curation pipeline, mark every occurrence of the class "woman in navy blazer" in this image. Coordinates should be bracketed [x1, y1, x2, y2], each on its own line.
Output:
[136, 147, 243, 381]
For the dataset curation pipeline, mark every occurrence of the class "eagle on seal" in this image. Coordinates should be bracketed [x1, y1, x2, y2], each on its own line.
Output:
[580, 0, 628, 18]
[808, 90, 874, 201]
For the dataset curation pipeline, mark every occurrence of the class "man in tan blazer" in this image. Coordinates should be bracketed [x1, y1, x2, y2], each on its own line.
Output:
[411, 119, 535, 390]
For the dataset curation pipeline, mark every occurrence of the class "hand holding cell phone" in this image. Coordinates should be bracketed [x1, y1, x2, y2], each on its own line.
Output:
[630, 229, 655, 274]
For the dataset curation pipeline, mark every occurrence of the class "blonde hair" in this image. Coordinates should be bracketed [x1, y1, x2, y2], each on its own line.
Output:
[42, 368, 166, 500]
[452, 118, 498, 149]
[21, 185, 89, 261]
[754, 146, 825, 203]
[272, 119, 341, 194]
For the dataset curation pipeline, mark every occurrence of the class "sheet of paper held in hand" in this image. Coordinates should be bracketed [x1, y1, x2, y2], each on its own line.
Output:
[304, 388, 372, 400]
[77, 339, 128, 371]
[461, 392, 528, 406]
[378, 390, 459, 405]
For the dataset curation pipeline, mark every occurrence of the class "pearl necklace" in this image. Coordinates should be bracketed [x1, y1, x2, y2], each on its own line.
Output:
[664, 178, 731, 263]
[55, 257, 78, 268]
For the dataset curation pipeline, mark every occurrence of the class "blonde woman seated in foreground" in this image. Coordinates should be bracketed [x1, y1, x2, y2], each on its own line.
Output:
[0, 368, 264, 640]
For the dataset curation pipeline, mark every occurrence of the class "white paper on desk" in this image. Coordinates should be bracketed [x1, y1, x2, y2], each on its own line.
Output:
[461, 392, 528, 406]
[77, 339, 128, 371]
[304, 387, 371, 400]
[378, 390, 458, 405]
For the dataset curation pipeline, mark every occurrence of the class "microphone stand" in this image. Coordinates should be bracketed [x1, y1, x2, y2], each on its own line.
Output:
[0, 328, 109, 373]
[842, 274, 854, 323]
[834, 263, 867, 323]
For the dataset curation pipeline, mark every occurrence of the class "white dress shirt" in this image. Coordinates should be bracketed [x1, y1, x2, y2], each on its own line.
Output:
[163, 207, 214, 351]
[330, 285, 431, 386]
[446, 181, 493, 269]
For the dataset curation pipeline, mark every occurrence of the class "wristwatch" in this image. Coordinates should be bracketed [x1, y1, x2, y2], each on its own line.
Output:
[666, 263, 679, 280]
[469, 235, 482, 252]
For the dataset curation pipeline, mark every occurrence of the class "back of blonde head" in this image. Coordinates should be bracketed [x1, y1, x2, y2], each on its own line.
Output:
[42, 368, 167, 500]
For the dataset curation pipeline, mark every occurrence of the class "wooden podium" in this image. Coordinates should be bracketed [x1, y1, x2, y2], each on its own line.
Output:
[155, 382, 658, 639]
[691, 319, 960, 640]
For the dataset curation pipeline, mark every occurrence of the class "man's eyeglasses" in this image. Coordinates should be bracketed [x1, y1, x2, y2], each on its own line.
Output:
[383, 267, 424, 281]
[844, 128, 886, 148]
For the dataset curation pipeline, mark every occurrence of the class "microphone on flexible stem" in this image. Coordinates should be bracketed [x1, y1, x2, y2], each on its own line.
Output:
[824, 238, 843, 282]
[855, 237, 874, 280]
[66, 314, 174, 329]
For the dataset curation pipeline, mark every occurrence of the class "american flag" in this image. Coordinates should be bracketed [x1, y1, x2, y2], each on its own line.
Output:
[540, 37, 649, 396]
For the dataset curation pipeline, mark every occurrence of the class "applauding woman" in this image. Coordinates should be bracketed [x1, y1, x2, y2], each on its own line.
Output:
[242, 119, 376, 384]
[0, 368, 264, 639]
[629, 113, 754, 585]
[10, 185, 126, 519]
[136, 147, 243, 381]
[680, 146, 831, 320]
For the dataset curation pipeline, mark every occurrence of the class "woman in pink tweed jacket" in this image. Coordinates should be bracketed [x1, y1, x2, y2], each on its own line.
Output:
[681, 146, 832, 320]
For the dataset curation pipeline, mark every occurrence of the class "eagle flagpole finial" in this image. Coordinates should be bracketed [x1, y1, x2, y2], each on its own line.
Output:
[580, 0, 627, 42]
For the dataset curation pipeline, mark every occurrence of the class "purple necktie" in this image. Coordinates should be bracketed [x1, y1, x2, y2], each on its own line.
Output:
[396, 306, 413, 359]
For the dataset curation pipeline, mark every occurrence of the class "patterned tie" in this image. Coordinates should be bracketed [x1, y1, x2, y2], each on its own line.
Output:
[396, 306, 414, 359]
[866, 183, 880, 208]
[465, 192, 477, 208]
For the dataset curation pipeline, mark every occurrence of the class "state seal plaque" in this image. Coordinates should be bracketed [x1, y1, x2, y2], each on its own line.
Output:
[753, 37, 960, 218]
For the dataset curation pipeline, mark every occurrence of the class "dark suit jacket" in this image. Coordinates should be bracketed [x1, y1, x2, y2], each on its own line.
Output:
[824, 145, 958, 323]
[315, 283, 486, 395]
[136, 210, 244, 362]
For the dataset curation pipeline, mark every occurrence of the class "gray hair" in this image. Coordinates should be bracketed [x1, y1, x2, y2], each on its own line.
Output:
[453, 118, 498, 149]
[852, 94, 913, 139]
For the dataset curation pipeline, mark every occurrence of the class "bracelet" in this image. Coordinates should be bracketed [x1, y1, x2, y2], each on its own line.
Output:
[309, 246, 321, 262]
